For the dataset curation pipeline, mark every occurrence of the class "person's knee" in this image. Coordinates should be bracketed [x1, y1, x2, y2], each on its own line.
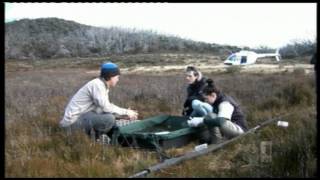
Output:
[220, 121, 244, 139]
[103, 114, 116, 126]
[191, 99, 202, 109]
[92, 114, 116, 134]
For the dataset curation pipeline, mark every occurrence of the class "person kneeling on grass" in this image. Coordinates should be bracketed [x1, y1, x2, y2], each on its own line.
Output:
[182, 66, 207, 117]
[59, 61, 138, 143]
[187, 79, 248, 144]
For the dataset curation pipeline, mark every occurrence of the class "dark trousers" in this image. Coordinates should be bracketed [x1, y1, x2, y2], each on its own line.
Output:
[66, 111, 116, 139]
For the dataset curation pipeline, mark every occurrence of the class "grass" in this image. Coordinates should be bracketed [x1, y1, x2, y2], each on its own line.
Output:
[5, 52, 221, 71]
[5, 55, 317, 177]
[225, 65, 243, 74]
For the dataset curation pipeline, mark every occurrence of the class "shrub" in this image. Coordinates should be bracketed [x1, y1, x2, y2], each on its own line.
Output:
[277, 81, 314, 107]
[292, 67, 306, 76]
[5, 64, 316, 177]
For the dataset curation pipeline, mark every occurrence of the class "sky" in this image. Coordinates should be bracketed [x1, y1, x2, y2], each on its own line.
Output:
[4, 3, 317, 48]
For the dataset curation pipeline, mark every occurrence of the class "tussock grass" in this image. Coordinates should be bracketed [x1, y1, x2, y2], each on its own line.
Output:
[5, 59, 316, 177]
[225, 65, 242, 74]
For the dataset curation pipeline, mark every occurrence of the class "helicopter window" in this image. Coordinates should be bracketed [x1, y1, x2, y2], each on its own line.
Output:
[241, 56, 247, 63]
[227, 54, 237, 61]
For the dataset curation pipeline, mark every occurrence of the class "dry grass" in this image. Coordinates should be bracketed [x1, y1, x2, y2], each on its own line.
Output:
[5, 55, 317, 177]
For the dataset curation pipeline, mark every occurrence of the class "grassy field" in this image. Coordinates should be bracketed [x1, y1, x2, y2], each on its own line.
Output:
[5, 53, 317, 177]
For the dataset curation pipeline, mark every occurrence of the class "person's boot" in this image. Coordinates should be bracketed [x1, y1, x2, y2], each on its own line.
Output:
[198, 129, 212, 144]
[98, 134, 111, 145]
[94, 130, 111, 145]
[107, 125, 119, 145]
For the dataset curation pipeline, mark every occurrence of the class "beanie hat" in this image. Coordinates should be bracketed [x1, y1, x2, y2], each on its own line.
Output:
[100, 62, 120, 80]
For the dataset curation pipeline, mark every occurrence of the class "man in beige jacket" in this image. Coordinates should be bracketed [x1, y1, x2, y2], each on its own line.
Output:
[60, 62, 138, 142]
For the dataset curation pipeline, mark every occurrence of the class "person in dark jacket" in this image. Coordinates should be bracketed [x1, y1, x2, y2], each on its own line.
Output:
[187, 79, 248, 144]
[182, 66, 207, 117]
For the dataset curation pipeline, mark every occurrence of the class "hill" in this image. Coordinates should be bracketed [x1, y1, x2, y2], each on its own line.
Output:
[5, 18, 241, 60]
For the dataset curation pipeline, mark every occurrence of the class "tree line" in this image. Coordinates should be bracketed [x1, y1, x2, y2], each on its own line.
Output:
[5, 18, 316, 60]
[5, 18, 235, 60]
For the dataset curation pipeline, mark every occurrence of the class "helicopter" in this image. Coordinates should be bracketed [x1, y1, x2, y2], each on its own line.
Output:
[224, 49, 281, 65]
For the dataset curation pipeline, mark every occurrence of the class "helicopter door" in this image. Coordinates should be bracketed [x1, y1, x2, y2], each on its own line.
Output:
[241, 56, 247, 64]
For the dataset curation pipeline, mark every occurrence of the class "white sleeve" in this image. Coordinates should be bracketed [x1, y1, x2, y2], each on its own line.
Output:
[91, 82, 128, 115]
[218, 101, 234, 120]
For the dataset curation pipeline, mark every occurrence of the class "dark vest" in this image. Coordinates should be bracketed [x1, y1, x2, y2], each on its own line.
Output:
[211, 93, 248, 131]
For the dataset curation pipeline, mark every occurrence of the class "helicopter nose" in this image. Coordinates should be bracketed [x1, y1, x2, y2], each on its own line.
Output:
[224, 60, 232, 65]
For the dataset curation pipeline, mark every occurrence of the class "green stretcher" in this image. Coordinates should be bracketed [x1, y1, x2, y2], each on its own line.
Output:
[111, 115, 207, 150]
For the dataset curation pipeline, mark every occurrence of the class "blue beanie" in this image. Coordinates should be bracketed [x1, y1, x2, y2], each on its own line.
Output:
[100, 62, 120, 80]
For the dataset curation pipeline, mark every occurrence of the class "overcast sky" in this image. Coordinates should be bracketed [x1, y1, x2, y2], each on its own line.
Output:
[5, 3, 317, 48]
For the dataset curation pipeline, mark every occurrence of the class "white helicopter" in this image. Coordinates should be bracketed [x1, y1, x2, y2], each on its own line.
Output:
[224, 49, 281, 65]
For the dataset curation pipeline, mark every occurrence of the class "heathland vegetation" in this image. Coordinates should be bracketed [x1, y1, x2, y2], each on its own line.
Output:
[5, 18, 316, 61]
[5, 17, 317, 177]
[5, 58, 316, 177]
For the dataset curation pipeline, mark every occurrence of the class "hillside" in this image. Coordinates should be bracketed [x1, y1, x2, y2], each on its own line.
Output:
[5, 18, 241, 60]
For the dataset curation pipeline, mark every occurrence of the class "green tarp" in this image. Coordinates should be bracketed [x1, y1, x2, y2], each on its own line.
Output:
[111, 115, 206, 150]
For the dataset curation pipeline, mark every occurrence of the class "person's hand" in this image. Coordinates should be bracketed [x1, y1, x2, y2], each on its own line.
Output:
[127, 109, 138, 120]
[187, 117, 204, 127]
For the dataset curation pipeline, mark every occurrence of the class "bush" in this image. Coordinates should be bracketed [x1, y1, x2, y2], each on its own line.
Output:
[292, 67, 306, 76]
[279, 40, 316, 59]
[270, 111, 317, 177]
[5, 65, 316, 177]
[276, 81, 314, 107]
[257, 97, 283, 110]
